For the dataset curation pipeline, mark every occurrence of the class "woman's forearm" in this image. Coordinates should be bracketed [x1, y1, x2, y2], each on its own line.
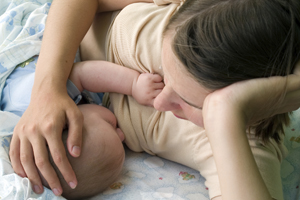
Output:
[33, 0, 99, 94]
[204, 97, 272, 200]
[33, 0, 154, 95]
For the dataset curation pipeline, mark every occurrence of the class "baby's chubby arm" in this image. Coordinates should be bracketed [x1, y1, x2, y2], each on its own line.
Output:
[69, 61, 164, 106]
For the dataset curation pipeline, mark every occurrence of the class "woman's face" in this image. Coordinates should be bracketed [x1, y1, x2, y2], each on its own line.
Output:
[153, 34, 211, 127]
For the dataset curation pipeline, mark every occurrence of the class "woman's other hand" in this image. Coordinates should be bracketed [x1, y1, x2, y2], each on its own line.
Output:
[203, 60, 300, 129]
[200, 62, 300, 200]
[10, 87, 83, 196]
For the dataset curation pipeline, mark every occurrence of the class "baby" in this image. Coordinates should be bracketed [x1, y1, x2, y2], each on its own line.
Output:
[2, 57, 164, 199]
[41, 104, 126, 199]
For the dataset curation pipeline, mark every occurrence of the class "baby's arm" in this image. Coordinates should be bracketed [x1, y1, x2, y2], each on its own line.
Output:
[69, 61, 164, 106]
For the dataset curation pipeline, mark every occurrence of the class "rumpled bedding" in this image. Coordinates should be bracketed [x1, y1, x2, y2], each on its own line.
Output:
[0, 1, 299, 200]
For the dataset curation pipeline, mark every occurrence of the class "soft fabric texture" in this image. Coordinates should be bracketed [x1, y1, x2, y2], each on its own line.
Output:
[105, 2, 287, 199]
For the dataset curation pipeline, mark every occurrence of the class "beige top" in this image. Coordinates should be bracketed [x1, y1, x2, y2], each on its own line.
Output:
[106, 1, 189, 154]
[104, 2, 285, 199]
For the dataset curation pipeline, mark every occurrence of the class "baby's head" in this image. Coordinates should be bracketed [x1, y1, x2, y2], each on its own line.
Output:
[41, 104, 125, 199]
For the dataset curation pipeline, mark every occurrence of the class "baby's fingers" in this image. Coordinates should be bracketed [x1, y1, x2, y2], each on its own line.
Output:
[153, 82, 165, 90]
[152, 88, 163, 98]
[150, 73, 163, 83]
[147, 89, 163, 107]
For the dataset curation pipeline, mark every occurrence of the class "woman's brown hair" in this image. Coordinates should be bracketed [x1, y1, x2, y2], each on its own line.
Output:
[165, 0, 300, 143]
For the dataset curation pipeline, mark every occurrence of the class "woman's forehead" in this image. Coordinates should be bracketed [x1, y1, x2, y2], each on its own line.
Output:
[162, 35, 211, 109]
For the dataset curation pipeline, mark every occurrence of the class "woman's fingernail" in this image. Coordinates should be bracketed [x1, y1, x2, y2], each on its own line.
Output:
[33, 185, 42, 193]
[72, 146, 81, 157]
[69, 181, 77, 189]
[53, 188, 62, 196]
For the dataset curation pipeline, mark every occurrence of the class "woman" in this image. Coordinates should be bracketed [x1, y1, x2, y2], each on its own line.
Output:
[10, 0, 300, 199]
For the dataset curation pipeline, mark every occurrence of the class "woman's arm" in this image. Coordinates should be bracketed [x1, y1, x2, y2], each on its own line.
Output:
[203, 63, 300, 199]
[70, 61, 164, 106]
[10, 0, 153, 196]
[203, 94, 273, 200]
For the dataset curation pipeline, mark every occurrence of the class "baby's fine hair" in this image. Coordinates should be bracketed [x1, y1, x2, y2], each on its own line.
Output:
[165, 0, 300, 143]
[42, 129, 125, 200]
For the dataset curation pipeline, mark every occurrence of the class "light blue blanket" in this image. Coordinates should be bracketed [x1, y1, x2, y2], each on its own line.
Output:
[0, 0, 51, 99]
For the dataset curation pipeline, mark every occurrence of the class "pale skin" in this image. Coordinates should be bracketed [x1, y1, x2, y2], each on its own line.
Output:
[153, 33, 300, 200]
[9, 0, 154, 196]
[69, 60, 164, 106]
[81, 17, 300, 198]
[10, 0, 300, 199]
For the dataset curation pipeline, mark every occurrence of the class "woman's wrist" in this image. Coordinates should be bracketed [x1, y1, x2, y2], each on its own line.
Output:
[31, 58, 74, 96]
[203, 90, 249, 132]
[31, 73, 68, 98]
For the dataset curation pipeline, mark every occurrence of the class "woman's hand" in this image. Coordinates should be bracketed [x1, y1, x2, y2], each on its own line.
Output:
[202, 87, 274, 200]
[201, 61, 300, 200]
[203, 61, 300, 128]
[199, 63, 300, 200]
[10, 88, 83, 196]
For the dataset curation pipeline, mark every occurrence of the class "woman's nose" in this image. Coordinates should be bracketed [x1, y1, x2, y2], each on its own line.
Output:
[153, 86, 181, 112]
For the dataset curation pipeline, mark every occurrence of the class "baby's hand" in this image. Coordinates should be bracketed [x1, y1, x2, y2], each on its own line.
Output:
[132, 73, 164, 106]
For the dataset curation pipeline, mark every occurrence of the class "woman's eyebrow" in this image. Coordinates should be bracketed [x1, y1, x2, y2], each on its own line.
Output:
[179, 96, 202, 110]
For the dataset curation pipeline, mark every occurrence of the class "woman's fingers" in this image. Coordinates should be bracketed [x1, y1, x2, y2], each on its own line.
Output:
[10, 135, 26, 178]
[31, 131, 66, 196]
[66, 108, 83, 158]
[44, 120, 78, 191]
[284, 60, 300, 93]
[21, 137, 44, 194]
[293, 60, 300, 75]
[278, 89, 300, 113]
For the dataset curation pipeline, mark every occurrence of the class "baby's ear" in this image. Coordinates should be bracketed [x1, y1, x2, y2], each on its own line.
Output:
[116, 128, 125, 142]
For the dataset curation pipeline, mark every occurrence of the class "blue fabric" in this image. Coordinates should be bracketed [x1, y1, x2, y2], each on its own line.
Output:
[0, 0, 52, 101]
[1, 56, 38, 116]
[1, 55, 102, 116]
